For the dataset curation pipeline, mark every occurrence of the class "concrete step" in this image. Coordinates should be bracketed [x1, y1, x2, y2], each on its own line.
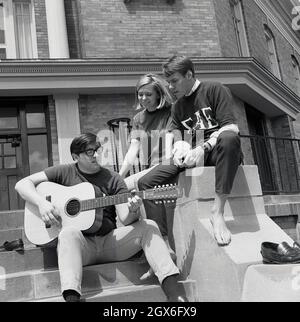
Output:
[0, 245, 58, 275]
[242, 264, 300, 302]
[0, 210, 24, 230]
[0, 228, 33, 248]
[180, 166, 262, 202]
[0, 259, 156, 302]
[30, 280, 197, 302]
[265, 202, 300, 218]
[264, 194, 300, 204]
[173, 210, 295, 301]
[171, 165, 296, 301]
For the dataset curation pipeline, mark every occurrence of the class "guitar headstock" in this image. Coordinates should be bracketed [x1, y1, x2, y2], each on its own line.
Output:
[144, 184, 183, 204]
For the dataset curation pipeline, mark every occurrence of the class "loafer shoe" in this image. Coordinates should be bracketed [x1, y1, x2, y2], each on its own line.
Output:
[0, 239, 24, 252]
[293, 241, 300, 250]
[261, 241, 300, 264]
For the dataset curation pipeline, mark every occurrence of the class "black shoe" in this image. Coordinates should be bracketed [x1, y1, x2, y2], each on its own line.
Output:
[0, 239, 24, 252]
[161, 275, 189, 302]
[261, 241, 300, 264]
[168, 295, 189, 302]
[63, 290, 81, 302]
[293, 241, 300, 250]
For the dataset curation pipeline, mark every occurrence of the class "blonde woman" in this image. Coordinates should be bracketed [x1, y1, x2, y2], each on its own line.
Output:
[119, 74, 182, 263]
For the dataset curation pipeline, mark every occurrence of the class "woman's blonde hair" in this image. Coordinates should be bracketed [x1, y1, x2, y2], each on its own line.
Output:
[135, 73, 174, 110]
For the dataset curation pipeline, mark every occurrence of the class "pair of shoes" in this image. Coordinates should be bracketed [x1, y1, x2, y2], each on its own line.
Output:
[261, 241, 300, 264]
[0, 239, 24, 252]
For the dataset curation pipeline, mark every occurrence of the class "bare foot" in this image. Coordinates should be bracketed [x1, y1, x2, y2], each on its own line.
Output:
[210, 213, 231, 246]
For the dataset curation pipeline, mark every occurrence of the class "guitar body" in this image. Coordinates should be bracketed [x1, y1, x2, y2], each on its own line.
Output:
[24, 182, 103, 246]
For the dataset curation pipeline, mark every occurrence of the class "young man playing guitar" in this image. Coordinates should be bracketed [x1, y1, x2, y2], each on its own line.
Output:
[15, 132, 188, 303]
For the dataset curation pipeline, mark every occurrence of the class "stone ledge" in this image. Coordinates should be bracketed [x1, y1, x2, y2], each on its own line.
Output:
[265, 203, 300, 218]
[242, 264, 300, 302]
[178, 166, 262, 203]
[29, 280, 198, 302]
[0, 260, 154, 302]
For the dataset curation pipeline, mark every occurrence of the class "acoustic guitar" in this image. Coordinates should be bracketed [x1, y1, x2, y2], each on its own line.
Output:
[24, 181, 182, 246]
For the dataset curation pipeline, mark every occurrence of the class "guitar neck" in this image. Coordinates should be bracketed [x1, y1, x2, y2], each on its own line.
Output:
[80, 191, 145, 211]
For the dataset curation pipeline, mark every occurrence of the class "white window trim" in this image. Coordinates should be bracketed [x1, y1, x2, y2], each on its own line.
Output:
[291, 55, 300, 95]
[2, 0, 37, 58]
[230, 0, 250, 57]
[264, 25, 281, 80]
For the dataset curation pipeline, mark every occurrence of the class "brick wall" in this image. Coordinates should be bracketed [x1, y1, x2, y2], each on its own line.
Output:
[242, 1, 270, 68]
[33, 0, 49, 58]
[212, 0, 239, 57]
[78, 93, 136, 170]
[78, 93, 135, 133]
[76, 0, 221, 58]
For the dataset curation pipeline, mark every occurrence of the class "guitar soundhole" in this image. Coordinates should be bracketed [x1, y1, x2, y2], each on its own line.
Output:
[66, 199, 81, 217]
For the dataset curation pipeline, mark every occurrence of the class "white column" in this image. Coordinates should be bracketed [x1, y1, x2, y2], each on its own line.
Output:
[54, 94, 80, 164]
[45, 0, 69, 58]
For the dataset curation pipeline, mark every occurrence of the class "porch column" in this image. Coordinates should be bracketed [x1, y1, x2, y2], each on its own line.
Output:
[45, 0, 69, 58]
[54, 94, 80, 164]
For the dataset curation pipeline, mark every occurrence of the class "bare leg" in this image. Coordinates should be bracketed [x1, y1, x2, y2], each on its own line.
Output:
[210, 192, 231, 246]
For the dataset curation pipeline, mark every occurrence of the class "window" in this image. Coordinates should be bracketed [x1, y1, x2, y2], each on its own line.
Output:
[264, 25, 281, 80]
[13, 0, 33, 58]
[0, 0, 37, 58]
[291, 55, 300, 95]
[0, 2, 7, 58]
[229, 0, 250, 57]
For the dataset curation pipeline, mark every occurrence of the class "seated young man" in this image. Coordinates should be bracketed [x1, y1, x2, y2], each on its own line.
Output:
[162, 55, 243, 246]
[15, 132, 188, 302]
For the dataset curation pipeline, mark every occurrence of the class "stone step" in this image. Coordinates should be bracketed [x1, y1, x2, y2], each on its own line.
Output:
[0, 210, 24, 230]
[30, 280, 197, 302]
[265, 202, 300, 218]
[172, 210, 295, 301]
[179, 166, 262, 202]
[264, 194, 300, 204]
[0, 228, 33, 248]
[242, 264, 300, 302]
[0, 245, 58, 275]
[0, 259, 156, 302]
[183, 196, 266, 219]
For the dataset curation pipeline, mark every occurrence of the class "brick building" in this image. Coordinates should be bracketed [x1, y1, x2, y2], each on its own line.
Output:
[0, 0, 299, 228]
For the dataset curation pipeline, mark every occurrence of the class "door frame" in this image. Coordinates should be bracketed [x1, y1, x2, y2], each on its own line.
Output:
[0, 96, 52, 209]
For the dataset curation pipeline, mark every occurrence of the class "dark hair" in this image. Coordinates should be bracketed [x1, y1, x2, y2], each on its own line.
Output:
[162, 55, 195, 78]
[70, 132, 98, 155]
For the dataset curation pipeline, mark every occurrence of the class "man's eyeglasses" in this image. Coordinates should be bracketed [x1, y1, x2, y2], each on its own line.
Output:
[81, 145, 103, 157]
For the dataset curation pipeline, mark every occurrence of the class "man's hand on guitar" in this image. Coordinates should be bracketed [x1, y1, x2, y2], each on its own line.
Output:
[38, 199, 61, 227]
[127, 194, 142, 214]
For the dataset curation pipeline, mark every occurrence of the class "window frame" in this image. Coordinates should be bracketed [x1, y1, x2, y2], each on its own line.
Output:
[229, 0, 250, 57]
[0, 0, 37, 58]
[291, 54, 300, 95]
[264, 25, 282, 80]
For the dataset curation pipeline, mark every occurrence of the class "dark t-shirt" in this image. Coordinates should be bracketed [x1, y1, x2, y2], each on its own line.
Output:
[44, 163, 128, 235]
[169, 81, 237, 146]
[131, 105, 172, 167]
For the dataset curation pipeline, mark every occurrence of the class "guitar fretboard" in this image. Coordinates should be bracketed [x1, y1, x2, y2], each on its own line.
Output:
[80, 191, 145, 211]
